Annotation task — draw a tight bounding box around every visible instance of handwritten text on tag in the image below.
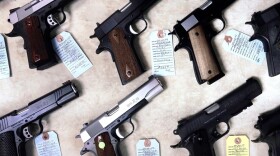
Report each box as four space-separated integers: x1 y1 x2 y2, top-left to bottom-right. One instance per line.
52 31 92 78
0 34 10 79
150 30 175 76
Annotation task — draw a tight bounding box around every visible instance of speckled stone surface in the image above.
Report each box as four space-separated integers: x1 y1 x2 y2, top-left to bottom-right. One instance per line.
0 0 279 156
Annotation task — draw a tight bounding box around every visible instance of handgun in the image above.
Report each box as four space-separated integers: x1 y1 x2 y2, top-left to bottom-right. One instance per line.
253 106 280 156
170 0 237 84
6 0 74 70
246 3 280 77
171 78 262 156
77 76 164 155
0 81 79 156
91 0 159 85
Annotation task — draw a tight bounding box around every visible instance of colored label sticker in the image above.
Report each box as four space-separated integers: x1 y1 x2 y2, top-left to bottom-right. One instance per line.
226 135 250 156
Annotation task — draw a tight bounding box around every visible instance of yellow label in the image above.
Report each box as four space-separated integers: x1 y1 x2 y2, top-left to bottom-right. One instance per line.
226 135 249 156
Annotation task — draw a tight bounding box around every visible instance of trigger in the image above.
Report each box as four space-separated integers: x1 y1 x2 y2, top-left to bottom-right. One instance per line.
47 8 66 28
116 128 125 139
129 26 138 35
214 122 230 137
22 122 42 139
129 17 147 35
115 118 135 139
47 15 58 26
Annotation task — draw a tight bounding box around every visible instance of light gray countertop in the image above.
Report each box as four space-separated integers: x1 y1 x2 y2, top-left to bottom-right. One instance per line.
0 0 279 156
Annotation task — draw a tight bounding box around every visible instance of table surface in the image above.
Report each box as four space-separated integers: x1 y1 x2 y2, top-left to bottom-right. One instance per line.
0 0 279 156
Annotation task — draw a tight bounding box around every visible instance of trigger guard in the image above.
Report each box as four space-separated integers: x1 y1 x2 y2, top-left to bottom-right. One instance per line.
217 17 226 33
115 118 135 141
22 120 43 140
208 17 225 36
59 8 67 23
128 17 148 35
48 8 66 29
123 118 135 139
214 122 230 137
249 34 269 52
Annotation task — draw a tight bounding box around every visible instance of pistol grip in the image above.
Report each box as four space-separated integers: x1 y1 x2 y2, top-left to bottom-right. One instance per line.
188 25 224 84
267 20 280 77
0 131 18 156
250 25 280 77
23 16 57 70
94 132 118 156
187 130 216 156
108 28 145 85
261 131 280 156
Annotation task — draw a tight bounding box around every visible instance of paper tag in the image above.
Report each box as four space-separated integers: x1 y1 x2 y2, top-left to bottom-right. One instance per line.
136 138 160 156
0 34 10 79
35 131 62 156
222 29 265 64
150 30 175 76
226 135 250 156
52 32 92 78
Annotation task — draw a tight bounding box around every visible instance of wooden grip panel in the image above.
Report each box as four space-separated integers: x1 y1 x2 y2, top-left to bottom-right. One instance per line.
188 25 220 81
24 16 51 67
108 28 143 85
94 132 116 156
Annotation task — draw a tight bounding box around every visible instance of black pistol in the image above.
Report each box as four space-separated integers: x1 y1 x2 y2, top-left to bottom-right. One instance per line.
171 78 262 156
253 106 280 156
0 81 79 156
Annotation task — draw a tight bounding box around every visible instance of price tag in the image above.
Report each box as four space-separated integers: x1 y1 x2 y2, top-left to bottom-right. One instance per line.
52 31 92 78
35 131 62 156
222 29 265 64
226 135 250 156
0 34 10 79
150 30 175 76
136 138 160 156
